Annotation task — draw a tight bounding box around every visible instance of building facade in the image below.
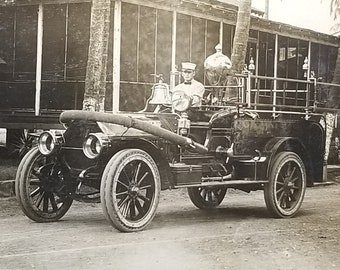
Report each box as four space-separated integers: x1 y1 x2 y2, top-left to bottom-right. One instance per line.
0 0 338 119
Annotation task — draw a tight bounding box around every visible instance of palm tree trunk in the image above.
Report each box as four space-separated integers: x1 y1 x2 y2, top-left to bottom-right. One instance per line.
83 0 111 112
225 0 252 100
231 0 252 74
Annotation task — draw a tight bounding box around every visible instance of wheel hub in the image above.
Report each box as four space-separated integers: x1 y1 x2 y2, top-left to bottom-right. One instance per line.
129 184 140 198
282 176 294 191
287 182 294 188
40 171 67 195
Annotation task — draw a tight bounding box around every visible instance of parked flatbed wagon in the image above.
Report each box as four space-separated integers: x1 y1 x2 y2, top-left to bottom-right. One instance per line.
0 109 62 130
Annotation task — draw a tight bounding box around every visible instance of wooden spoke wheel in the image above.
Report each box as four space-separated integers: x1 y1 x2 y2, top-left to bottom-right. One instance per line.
187 186 227 209
264 152 306 218
101 149 160 232
15 147 73 222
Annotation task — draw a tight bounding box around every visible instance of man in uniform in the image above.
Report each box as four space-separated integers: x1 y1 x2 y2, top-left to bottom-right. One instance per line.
172 62 205 107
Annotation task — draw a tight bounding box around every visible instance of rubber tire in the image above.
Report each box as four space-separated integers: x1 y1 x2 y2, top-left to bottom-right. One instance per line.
15 147 73 222
101 149 161 232
187 186 227 209
264 151 306 218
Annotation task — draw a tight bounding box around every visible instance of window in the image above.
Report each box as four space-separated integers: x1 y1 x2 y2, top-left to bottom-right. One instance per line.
42 4 67 80
246 29 258 73
258 32 275 88
138 6 156 83
0 7 14 81
15 6 38 80
222 23 234 58
156 9 172 83
176 14 220 84
66 3 91 80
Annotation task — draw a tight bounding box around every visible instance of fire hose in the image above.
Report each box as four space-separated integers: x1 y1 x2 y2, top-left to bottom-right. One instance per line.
60 110 208 154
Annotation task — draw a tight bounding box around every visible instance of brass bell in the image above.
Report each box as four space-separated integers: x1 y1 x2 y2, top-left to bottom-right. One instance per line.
149 83 172 105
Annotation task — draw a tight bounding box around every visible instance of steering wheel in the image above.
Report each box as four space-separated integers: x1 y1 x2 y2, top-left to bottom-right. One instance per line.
171 91 203 112
171 91 191 112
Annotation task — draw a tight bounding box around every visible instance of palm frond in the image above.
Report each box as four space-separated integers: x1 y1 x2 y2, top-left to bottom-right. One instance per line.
330 22 340 34
331 0 340 19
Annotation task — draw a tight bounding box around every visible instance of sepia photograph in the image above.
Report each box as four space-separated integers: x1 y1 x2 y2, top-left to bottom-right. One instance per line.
0 0 339 269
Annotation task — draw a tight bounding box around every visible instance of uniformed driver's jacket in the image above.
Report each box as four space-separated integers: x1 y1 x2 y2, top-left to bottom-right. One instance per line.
172 79 205 106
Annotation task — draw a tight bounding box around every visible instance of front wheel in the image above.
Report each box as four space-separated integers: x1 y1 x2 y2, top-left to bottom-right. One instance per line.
15 147 73 222
264 152 306 218
187 186 227 209
101 149 161 232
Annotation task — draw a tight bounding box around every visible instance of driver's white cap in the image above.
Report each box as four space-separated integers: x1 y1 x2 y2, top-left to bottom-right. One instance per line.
181 62 196 71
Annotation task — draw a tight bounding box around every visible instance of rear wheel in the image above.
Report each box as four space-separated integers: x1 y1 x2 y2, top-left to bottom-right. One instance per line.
264 152 306 218
187 186 227 209
101 149 160 232
15 147 73 222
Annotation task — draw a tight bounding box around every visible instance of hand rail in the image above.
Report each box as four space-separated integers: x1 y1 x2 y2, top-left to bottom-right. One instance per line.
234 74 340 117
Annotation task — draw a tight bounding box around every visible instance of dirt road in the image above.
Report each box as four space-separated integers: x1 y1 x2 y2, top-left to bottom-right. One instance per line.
1 184 339 270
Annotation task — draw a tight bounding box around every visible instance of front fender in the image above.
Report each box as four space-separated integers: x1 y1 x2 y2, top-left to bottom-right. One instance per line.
108 138 174 190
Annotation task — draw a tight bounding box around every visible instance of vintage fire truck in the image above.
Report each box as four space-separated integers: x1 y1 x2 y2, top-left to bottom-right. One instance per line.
15 51 331 232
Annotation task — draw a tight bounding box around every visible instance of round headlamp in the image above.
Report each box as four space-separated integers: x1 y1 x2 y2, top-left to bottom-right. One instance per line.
171 90 191 112
83 133 110 159
38 131 64 155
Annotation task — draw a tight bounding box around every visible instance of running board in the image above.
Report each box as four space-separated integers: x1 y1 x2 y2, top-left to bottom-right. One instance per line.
174 180 268 189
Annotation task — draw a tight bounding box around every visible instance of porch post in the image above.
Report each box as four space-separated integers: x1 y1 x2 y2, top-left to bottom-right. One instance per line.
219 21 223 48
112 0 122 113
272 33 278 117
307 40 312 80
170 11 177 91
35 4 43 116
